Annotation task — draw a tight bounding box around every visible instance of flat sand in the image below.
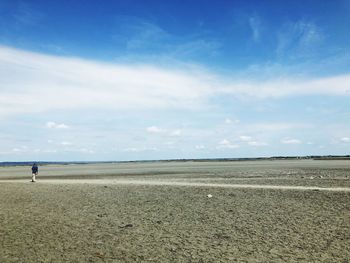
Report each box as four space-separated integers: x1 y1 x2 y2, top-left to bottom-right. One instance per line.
0 160 349 262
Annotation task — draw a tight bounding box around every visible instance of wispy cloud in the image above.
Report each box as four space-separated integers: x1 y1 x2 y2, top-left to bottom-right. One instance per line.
169 129 182 137
12 146 28 153
239 135 252 142
247 123 309 131
146 126 182 137
281 138 302 144
61 141 72 146
46 121 69 129
225 118 239 124
276 20 323 58
112 16 221 59
12 2 44 27
0 46 213 117
248 15 261 42
195 145 205 150
172 39 221 58
63 147 94 154
0 46 349 119
247 141 268 147
340 137 350 143
114 17 170 51
123 147 158 152
217 139 239 149
146 126 165 134
238 135 267 147
221 75 350 98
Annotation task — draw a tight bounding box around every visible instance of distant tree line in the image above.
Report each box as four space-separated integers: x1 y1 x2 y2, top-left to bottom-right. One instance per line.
1 155 349 167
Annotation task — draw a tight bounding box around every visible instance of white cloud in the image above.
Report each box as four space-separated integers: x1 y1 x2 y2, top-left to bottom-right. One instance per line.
0 46 349 118
219 144 239 149
46 121 69 129
238 135 267 146
12 146 28 153
123 147 158 152
281 138 302 144
146 126 165 133
340 137 350 143
219 139 231 146
0 46 213 117
239 135 252 142
217 139 239 149
221 75 350 98
247 141 268 146
61 141 72 146
146 126 182 137
225 118 239 124
195 145 205 150
170 129 182 136
225 118 232 124
60 147 94 154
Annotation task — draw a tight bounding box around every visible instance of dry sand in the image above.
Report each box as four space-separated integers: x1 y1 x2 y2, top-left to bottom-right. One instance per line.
0 160 349 262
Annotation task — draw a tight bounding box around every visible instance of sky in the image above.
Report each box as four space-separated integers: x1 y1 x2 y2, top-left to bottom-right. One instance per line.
0 0 349 161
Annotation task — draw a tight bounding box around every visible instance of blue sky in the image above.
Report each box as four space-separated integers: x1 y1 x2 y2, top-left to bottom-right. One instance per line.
0 0 349 161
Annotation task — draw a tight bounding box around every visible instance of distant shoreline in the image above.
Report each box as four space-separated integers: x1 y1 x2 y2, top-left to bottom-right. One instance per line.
1 155 349 167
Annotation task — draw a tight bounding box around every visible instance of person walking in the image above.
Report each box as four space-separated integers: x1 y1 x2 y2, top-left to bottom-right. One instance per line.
31 163 38 182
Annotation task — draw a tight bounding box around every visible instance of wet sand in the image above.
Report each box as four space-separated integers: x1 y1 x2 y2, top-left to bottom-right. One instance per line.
0 160 349 262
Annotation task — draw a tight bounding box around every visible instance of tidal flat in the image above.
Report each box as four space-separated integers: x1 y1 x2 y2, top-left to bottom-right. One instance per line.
0 160 349 262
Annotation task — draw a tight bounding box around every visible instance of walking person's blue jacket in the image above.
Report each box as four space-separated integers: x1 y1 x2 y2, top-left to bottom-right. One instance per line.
32 163 38 174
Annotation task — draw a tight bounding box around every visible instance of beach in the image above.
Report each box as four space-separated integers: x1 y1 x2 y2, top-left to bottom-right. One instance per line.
0 160 349 262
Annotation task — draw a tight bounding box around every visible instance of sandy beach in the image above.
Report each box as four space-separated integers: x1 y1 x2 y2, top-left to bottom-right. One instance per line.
0 160 349 262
